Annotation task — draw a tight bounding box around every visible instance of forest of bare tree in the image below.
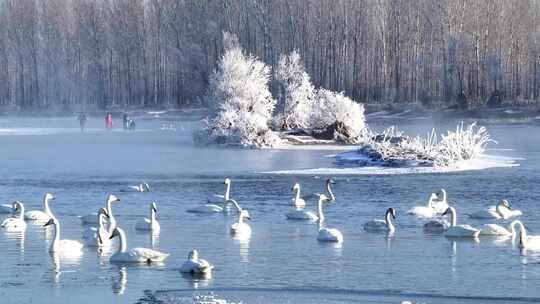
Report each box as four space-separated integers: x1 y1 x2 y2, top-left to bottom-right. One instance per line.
1 0 539 112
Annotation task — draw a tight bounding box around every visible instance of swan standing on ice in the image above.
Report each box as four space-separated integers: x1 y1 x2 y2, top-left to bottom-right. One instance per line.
24 192 55 222
511 220 540 251
431 189 449 214
364 208 397 233
128 182 150 192
316 194 343 243
469 200 522 220
180 250 214 274
186 178 232 213
44 217 84 254
135 202 160 233
407 193 438 218
228 199 252 237
82 208 111 247
286 183 318 221
443 207 480 238
109 227 169 263
79 194 120 225
303 179 336 202
1 201 27 231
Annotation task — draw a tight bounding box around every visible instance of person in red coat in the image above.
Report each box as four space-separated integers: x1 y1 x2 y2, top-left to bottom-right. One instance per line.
105 112 113 129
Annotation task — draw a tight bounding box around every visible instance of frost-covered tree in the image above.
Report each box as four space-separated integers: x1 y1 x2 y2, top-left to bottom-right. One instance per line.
311 89 366 143
196 32 280 148
275 50 315 130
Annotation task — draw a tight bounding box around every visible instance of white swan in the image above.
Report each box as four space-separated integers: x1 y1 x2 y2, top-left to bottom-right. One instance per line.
479 222 514 236
207 177 232 204
228 199 252 237
187 178 232 213
303 179 336 202
469 200 522 220
364 208 397 233
431 189 449 214
423 218 451 233
407 193 437 218
128 182 150 192
443 207 480 238
511 220 540 251
1 201 27 231
286 183 318 221
44 217 84 254
0 203 14 214
179 250 214 274
82 208 111 247
316 194 343 243
24 192 55 221
135 202 160 233
79 194 120 226
109 227 169 263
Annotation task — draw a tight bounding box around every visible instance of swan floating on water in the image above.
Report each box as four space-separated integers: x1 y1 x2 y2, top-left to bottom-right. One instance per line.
44 217 84 254
479 222 514 236
1 201 27 231
135 202 160 233
303 179 336 202
128 182 150 192
179 250 214 274
316 194 343 243
443 207 480 238
286 183 318 221
24 192 55 222
228 199 252 237
407 193 438 218
511 220 540 251
469 200 522 220
187 178 232 213
82 208 111 247
79 194 120 226
431 189 449 214
364 208 397 233
109 227 169 263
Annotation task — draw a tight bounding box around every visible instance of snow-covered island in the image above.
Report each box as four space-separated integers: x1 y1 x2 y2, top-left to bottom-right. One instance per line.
194 32 507 172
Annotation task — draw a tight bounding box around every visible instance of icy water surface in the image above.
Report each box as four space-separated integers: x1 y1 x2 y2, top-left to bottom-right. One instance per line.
0 115 539 303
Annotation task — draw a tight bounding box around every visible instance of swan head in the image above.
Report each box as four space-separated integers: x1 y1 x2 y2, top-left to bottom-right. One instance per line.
316 193 329 203
386 207 396 219
240 209 251 220
442 207 455 216
326 178 336 185
437 189 446 199
499 199 512 210
98 207 109 218
143 182 150 191
107 194 120 204
44 193 56 201
11 200 22 209
224 178 231 185
292 183 300 191
151 202 158 213
188 250 199 261
43 218 56 227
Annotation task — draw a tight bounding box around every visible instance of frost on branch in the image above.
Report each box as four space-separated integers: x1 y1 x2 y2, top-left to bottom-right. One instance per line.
336 122 494 168
274 50 315 130
195 32 280 148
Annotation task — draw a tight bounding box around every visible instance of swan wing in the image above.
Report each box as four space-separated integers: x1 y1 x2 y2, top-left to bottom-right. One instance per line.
318 227 343 243
24 210 51 221
445 225 479 238
406 206 436 218
468 208 501 219
131 247 169 262
480 224 511 236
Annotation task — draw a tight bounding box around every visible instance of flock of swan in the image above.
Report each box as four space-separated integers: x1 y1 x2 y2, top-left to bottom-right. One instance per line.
1 178 538 279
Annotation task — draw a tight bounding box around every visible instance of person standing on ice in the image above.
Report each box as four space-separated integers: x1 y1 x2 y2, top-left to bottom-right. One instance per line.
122 113 129 130
105 112 113 130
77 112 87 132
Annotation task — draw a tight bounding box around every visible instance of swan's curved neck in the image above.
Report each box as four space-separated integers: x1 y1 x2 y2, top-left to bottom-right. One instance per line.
16 203 24 220
116 229 127 253
427 196 434 208
150 207 156 223
224 182 231 201
449 208 457 227
43 196 52 216
106 199 116 234
385 211 394 231
51 221 60 251
317 199 325 229
517 223 528 246
326 182 335 201
293 186 301 207
440 190 447 203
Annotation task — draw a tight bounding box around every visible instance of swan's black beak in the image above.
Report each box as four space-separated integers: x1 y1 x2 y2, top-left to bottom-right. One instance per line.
109 234 115 240
442 208 450 216
43 219 54 227
98 234 103 245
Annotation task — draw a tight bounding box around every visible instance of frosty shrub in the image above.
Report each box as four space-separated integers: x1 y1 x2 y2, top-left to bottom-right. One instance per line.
196 32 280 148
311 89 366 143
275 50 315 130
340 122 493 168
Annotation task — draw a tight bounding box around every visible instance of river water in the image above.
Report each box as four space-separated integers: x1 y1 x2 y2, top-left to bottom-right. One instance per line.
0 114 537 303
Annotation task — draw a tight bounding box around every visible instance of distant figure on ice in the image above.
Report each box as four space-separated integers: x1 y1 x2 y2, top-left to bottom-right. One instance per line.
105 112 113 130
122 113 129 130
77 112 87 132
128 119 136 131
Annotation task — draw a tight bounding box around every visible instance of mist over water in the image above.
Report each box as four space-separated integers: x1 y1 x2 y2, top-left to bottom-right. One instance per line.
0 114 539 303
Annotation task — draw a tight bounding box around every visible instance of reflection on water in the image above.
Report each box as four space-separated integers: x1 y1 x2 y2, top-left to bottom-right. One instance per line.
112 266 127 295
182 272 213 289
150 233 160 249
233 237 250 263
